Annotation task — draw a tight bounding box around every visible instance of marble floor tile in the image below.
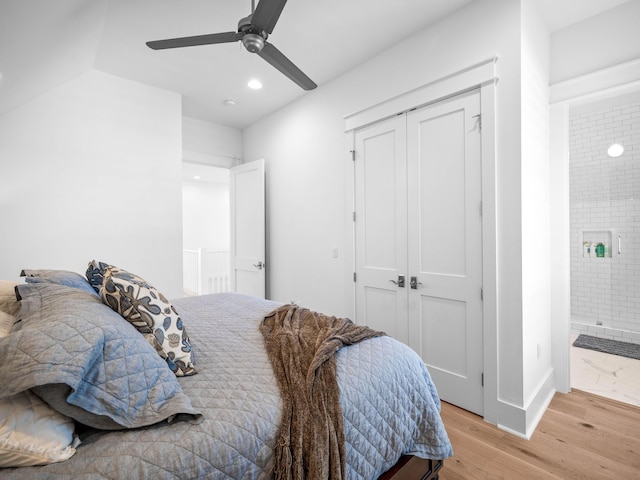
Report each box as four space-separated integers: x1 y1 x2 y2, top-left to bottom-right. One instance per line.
571 335 640 406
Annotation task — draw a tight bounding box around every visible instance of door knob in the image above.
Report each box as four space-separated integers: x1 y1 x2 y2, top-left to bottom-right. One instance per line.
389 274 405 288
410 276 422 289
253 261 265 270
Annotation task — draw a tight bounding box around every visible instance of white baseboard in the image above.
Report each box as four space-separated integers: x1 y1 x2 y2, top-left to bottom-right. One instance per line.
497 368 556 439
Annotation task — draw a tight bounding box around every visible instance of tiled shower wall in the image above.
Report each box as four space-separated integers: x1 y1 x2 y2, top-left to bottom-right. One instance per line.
569 98 640 345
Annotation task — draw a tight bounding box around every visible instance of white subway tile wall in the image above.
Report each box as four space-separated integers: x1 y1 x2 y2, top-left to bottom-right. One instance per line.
569 100 640 345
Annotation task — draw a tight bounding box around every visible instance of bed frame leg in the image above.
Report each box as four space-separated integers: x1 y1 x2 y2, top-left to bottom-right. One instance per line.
378 456 443 480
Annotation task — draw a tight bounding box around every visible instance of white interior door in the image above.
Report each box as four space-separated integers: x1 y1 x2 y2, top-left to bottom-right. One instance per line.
407 90 483 415
354 116 409 342
230 159 265 298
353 89 484 415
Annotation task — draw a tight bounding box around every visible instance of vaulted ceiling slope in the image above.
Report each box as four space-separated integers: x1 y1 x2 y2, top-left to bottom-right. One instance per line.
0 0 631 129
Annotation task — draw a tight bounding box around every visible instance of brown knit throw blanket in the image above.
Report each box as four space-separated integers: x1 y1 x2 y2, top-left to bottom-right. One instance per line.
260 304 386 480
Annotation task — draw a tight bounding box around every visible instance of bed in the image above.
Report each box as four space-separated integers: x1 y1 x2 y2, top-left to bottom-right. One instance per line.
0 265 452 479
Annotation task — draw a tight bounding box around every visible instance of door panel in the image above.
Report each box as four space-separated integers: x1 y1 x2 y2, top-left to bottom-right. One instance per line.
354 116 408 344
230 159 265 298
407 90 483 415
417 108 468 276
363 286 403 339
421 296 467 377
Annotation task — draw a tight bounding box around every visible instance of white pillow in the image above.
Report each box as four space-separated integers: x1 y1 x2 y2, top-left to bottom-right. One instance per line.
0 280 20 316
0 311 14 337
0 312 80 467
0 391 80 467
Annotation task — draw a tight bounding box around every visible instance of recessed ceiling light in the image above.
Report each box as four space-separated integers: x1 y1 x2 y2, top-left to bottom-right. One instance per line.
223 99 236 106
607 143 624 158
194 175 201 180
248 79 262 90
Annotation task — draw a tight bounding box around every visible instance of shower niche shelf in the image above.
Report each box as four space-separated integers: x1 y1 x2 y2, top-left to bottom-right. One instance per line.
582 230 612 258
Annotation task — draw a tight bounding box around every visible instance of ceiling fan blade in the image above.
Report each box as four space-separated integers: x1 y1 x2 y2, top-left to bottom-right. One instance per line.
258 42 317 90
146 31 242 50
251 0 288 34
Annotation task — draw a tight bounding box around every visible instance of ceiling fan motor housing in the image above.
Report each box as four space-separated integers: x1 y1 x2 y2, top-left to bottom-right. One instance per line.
242 33 265 53
238 15 266 53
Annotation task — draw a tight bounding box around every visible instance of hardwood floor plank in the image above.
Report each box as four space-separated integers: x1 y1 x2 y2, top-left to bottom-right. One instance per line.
515 416 638 479
443 424 560 480
537 410 640 468
550 389 640 429
438 390 640 479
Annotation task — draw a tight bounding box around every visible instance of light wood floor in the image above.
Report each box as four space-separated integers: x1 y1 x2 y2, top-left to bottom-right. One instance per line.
438 389 640 479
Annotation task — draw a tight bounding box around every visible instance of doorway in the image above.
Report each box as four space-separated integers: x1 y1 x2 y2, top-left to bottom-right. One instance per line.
182 162 231 296
549 59 640 404
567 92 640 406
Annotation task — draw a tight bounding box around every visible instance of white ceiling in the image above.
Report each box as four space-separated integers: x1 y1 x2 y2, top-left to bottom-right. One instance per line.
536 0 629 32
0 0 631 129
96 0 476 129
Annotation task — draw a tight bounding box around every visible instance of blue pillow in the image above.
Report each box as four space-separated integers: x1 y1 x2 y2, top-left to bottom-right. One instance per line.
2 283 201 430
21 269 98 296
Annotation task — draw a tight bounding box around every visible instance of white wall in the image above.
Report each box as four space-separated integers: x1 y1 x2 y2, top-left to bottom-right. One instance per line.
520 0 554 433
0 70 184 298
0 0 108 117
550 1 640 84
182 170 230 252
243 0 541 434
182 116 242 168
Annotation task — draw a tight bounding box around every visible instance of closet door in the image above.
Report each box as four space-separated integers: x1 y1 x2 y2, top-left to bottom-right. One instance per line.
406 90 484 415
354 115 409 343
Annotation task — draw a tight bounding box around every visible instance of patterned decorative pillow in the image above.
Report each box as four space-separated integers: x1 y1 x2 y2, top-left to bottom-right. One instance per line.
85 260 110 294
100 266 197 377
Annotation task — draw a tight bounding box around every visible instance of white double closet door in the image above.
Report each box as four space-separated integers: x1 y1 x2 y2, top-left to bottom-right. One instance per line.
354 89 484 415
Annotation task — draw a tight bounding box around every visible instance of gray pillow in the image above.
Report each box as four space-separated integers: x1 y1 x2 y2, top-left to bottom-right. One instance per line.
21 269 98 296
32 384 122 430
1 283 201 430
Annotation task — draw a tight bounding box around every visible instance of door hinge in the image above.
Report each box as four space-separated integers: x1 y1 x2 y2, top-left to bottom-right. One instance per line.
350 149 356 161
479 201 483 216
353 211 356 222
481 373 484 387
353 272 357 282
480 287 484 301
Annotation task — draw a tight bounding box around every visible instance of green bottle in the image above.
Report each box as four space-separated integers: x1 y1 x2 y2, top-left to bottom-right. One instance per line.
596 243 605 257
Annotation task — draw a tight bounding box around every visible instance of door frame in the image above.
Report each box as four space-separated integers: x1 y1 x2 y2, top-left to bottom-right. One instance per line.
343 56 499 424
549 58 640 395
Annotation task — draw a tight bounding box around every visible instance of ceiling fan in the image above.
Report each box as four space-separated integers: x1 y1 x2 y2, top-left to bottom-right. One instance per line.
146 0 317 90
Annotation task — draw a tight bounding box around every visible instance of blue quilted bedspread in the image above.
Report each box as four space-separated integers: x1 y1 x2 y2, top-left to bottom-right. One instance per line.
2 292 452 479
